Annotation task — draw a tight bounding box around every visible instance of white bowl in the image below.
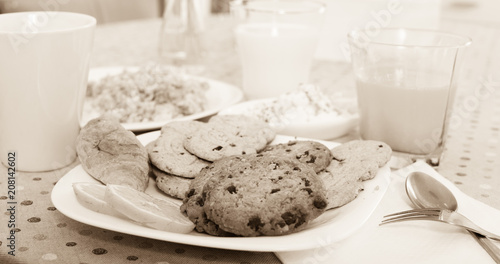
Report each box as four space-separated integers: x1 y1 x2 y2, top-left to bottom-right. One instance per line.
218 98 359 140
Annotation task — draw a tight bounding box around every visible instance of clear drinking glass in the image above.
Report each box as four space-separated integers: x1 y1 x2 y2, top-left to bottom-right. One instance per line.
230 0 326 100
348 28 471 167
159 0 206 66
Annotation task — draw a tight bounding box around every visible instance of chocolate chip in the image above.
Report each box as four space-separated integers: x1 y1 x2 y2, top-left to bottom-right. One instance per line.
295 213 307 228
302 188 313 194
302 178 311 186
306 155 317 164
332 156 345 162
247 217 264 231
212 146 223 151
227 185 237 194
196 197 204 207
270 188 280 194
186 189 196 198
281 212 296 225
313 199 327 209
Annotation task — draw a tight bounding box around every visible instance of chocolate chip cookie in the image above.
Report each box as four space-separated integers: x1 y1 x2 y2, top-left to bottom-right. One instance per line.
202 154 328 237
260 140 333 173
152 166 192 200
148 121 210 178
183 123 268 162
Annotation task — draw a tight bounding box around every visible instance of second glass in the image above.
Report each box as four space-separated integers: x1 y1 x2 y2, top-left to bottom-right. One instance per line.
231 0 325 100
348 28 471 166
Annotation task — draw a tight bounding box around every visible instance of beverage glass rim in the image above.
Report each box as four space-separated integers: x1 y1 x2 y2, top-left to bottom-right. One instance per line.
231 0 326 15
0 11 96 35
347 27 472 49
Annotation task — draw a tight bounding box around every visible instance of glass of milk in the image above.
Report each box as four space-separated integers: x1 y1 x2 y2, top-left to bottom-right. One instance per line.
348 28 471 167
230 0 326 100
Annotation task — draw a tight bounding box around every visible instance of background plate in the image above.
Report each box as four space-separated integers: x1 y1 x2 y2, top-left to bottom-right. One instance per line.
82 66 244 132
218 98 359 140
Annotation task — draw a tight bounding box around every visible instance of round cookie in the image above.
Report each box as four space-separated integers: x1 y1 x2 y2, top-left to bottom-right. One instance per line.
260 140 333 173
160 120 203 135
148 121 211 178
329 140 392 181
209 114 276 143
152 166 192 200
183 124 268 162
202 154 328 237
317 163 365 210
180 159 239 236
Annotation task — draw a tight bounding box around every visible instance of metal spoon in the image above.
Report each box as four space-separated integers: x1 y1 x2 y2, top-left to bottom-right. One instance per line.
406 171 500 263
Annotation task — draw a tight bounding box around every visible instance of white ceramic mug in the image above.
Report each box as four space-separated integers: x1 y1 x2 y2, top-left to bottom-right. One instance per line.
0 12 96 172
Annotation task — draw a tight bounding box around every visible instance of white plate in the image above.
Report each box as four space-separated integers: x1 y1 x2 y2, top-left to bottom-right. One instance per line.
51 132 390 252
82 66 244 132
218 98 359 140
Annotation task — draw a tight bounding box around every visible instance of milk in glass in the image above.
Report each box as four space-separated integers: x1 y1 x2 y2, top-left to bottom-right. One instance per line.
235 23 319 100
356 68 453 155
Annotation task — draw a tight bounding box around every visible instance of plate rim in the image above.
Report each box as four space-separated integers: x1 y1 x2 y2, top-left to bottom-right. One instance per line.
51 132 391 252
82 66 244 132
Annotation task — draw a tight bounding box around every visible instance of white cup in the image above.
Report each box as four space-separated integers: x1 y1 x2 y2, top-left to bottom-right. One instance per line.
231 0 326 100
0 12 96 172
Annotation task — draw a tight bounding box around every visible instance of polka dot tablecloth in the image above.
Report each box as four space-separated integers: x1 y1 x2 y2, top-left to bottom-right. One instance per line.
1 6 500 264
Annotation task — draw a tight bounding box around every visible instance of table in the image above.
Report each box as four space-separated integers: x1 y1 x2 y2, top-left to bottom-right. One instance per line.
1 2 499 263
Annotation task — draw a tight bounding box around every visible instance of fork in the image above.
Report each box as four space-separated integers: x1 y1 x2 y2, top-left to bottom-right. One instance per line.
380 208 500 241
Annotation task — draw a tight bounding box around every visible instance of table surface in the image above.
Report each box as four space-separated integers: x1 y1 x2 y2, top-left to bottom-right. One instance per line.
2 2 500 263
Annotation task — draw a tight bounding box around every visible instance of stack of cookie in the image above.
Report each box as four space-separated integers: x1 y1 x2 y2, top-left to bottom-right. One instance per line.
180 140 335 236
147 115 276 199
147 114 393 237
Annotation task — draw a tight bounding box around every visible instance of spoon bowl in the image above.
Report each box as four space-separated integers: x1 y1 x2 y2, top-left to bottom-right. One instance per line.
405 171 458 211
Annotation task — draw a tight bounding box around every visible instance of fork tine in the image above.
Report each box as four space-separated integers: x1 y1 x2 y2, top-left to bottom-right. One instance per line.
380 208 441 226
384 208 441 217
380 216 437 225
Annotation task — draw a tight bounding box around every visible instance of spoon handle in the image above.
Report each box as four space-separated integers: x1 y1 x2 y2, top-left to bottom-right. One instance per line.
470 230 500 264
